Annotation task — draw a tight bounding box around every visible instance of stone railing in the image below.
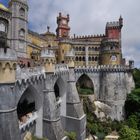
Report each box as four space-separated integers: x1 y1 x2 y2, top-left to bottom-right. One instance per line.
55 64 69 74
16 66 45 80
75 65 132 73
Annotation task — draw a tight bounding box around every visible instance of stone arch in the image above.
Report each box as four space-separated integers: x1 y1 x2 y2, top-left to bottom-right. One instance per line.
76 74 94 95
54 77 67 116
17 85 43 137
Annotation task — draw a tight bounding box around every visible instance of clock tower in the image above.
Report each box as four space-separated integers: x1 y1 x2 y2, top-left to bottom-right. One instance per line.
56 12 70 38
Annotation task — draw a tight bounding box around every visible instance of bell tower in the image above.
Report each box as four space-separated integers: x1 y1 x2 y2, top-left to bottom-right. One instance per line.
56 12 70 38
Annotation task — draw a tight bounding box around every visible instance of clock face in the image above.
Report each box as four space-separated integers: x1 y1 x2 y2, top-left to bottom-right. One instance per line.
62 20 67 25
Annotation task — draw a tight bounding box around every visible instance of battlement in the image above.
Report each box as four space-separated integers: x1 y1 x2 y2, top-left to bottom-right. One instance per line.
75 65 132 73
55 64 69 74
106 21 120 28
71 34 105 40
41 49 55 58
16 66 45 80
0 48 17 61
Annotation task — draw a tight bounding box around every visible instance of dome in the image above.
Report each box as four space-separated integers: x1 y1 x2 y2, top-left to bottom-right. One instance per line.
0 3 9 12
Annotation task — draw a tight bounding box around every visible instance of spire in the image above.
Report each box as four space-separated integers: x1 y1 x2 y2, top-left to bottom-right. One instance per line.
119 15 123 28
47 26 50 32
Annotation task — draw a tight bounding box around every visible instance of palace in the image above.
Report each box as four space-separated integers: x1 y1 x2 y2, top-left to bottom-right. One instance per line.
0 0 129 68
0 1 135 140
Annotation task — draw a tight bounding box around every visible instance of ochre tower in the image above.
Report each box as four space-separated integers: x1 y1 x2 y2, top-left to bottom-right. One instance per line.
56 12 70 38
100 16 123 65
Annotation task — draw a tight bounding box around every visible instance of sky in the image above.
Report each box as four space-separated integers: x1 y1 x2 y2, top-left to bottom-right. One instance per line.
1 0 140 67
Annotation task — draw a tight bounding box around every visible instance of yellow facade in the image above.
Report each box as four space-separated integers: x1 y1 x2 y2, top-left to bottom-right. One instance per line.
58 42 72 63
0 61 17 83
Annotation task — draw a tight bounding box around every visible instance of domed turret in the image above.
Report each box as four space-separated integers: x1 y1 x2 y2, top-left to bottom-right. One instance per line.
40 48 56 73
0 3 9 12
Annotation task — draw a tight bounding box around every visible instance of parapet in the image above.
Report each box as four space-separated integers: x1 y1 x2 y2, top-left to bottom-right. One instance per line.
41 49 55 58
0 48 17 61
74 65 132 73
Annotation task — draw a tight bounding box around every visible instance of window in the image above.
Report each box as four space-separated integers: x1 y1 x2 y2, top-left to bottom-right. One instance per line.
83 56 85 61
89 57 91 61
92 57 94 61
19 8 25 17
76 57 78 61
19 41 25 51
0 23 6 32
95 57 98 61
19 29 25 37
82 47 85 51
111 55 117 61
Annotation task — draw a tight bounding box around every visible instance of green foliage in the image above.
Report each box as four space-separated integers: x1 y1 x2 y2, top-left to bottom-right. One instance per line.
77 87 94 95
125 69 140 124
133 68 140 88
126 115 139 130
125 90 140 117
65 131 76 140
32 136 48 140
118 125 140 140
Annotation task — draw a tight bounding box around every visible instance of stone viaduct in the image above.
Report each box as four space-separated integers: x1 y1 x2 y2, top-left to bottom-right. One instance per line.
0 47 135 140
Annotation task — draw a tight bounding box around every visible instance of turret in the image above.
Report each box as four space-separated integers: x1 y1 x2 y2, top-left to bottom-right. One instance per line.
0 32 17 83
105 16 123 39
101 17 123 65
40 48 56 73
9 0 28 58
119 15 123 28
65 48 75 68
56 12 70 38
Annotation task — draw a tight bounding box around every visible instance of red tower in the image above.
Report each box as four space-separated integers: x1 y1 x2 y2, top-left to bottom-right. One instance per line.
105 16 123 39
56 12 70 38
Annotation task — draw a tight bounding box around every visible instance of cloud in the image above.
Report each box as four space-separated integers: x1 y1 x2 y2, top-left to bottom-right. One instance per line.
2 0 140 67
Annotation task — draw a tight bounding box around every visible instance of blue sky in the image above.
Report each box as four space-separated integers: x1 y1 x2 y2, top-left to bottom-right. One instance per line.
1 0 140 68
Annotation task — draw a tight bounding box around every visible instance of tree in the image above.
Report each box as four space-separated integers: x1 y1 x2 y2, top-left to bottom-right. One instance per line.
118 125 140 140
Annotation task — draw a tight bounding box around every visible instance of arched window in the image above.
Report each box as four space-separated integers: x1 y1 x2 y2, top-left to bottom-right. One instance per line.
79 47 82 51
111 55 117 61
19 29 25 37
75 47 78 51
95 47 98 51
19 8 25 17
89 57 91 61
79 57 82 61
88 47 91 51
82 47 85 51
0 22 6 32
76 57 78 61
92 57 94 61
95 56 98 61
92 47 95 51
83 56 85 61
